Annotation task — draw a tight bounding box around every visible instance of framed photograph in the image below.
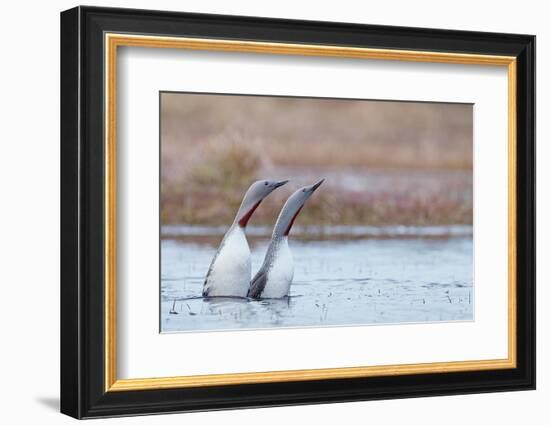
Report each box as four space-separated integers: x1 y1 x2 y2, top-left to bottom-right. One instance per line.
60 6 535 419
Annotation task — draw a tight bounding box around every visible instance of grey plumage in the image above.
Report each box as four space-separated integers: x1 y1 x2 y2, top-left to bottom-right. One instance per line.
248 179 324 299
201 179 288 298
202 230 230 297
247 268 267 298
247 237 281 298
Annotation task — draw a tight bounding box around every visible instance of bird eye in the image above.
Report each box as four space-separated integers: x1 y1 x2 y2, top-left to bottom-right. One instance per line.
264 182 269 186
302 189 306 192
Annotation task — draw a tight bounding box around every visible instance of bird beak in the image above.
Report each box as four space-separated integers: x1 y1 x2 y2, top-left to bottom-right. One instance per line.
272 179 289 188
309 178 325 192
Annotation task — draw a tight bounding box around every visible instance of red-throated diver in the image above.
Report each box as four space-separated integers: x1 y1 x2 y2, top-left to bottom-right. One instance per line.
247 179 324 299
202 179 288 297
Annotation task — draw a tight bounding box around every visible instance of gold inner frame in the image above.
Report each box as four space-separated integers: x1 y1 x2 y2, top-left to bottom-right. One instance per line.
104 33 517 392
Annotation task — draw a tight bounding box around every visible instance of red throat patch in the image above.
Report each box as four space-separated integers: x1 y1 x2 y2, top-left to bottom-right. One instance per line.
238 201 262 228
284 206 303 236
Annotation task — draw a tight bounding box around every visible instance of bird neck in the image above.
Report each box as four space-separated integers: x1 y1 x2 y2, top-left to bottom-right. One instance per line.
235 199 262 228
273 204 303 238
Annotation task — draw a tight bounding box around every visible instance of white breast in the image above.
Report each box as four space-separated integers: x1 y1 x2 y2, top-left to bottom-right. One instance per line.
262 238 294 298
204 226 251 297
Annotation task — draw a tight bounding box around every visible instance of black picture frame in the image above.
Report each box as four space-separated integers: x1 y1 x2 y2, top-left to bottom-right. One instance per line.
61 5 535 419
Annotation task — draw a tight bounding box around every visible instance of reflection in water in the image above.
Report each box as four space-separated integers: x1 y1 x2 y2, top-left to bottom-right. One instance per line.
161 228 474 333
200 297 291 326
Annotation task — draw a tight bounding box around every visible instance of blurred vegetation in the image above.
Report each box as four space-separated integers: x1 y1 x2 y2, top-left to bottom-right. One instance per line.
160 93 473 226
162 135 265 224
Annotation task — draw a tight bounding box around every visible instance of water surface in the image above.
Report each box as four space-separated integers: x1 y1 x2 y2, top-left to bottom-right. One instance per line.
161 226 473 332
